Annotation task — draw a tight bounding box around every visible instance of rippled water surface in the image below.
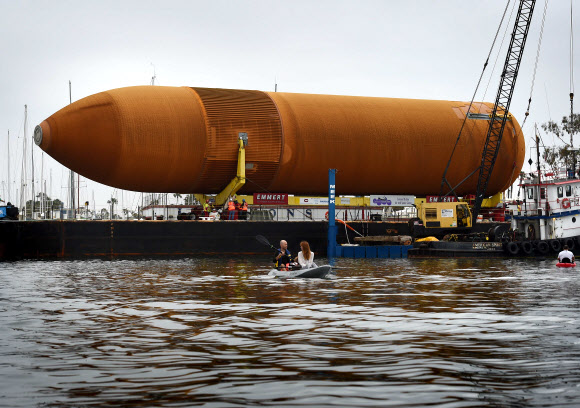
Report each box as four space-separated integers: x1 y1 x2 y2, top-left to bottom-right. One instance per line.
2 257 580 407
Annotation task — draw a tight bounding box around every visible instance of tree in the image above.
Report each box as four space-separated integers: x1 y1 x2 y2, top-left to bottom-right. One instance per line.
21 194 64 219
52 198 63 211
107 197 118 219
100 208 109 219
184 194 195 205
173 193 183 205
184 194 200 206
541 113 580 173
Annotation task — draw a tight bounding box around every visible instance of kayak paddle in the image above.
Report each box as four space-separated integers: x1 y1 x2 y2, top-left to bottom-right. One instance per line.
256 235 276 250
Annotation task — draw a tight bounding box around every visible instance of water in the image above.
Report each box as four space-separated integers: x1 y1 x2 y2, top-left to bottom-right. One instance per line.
1 257 580 407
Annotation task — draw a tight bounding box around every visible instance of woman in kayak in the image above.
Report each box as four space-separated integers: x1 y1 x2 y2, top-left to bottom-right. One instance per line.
298 241 316 268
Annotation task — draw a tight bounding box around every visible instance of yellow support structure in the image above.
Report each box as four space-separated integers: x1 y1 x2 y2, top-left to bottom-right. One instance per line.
215 134 247 206
481 192 502 208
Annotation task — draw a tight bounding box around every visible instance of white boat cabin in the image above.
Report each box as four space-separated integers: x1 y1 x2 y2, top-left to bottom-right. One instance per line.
511 171 580 240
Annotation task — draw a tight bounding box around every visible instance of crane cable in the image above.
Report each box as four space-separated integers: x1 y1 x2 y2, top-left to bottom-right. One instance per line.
462 1 518 157
439 0 512 197
521 0 549 129
570 0 575 148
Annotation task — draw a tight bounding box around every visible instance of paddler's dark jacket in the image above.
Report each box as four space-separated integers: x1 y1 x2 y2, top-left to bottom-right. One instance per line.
273 249 293 268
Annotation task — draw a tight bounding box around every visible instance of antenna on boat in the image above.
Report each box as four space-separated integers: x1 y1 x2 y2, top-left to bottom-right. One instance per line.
535 124 542 185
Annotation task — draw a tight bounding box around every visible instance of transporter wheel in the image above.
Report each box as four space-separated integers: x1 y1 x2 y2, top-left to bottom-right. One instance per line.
536 241 550 255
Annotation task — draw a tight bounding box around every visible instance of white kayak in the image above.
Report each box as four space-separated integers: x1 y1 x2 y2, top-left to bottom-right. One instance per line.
268 264 332 279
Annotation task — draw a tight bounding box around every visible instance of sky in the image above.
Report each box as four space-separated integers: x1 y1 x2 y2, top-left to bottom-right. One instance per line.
0 0 578 213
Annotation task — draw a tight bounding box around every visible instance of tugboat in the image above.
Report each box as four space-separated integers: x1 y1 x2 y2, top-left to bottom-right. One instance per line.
505 165 580 256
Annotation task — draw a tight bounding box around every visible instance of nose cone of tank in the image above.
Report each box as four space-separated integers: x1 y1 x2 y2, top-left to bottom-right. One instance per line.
36 86 207 192
37 90 122 184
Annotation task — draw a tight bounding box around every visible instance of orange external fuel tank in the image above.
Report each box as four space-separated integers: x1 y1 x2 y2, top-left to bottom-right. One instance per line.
35 86 525 196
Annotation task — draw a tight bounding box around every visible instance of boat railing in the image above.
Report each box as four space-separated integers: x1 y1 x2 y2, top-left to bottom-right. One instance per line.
524 167 578 184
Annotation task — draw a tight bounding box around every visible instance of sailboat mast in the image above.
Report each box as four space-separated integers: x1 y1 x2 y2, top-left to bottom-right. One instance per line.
40 152 44 217
69 80 75 219
7 130 10 203
30 105 35 219
20 105 27 219
49 169 53 219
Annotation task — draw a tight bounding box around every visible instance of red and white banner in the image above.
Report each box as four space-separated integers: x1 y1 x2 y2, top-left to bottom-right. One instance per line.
426 195 457 203
253 193 289 205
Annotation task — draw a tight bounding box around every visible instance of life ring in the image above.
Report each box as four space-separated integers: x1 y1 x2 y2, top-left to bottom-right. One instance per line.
562 198 571 209
325 211 329 220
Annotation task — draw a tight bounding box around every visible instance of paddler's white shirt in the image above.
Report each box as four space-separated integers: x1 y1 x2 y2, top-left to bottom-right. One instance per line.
298 251 315 268
558 250 575 262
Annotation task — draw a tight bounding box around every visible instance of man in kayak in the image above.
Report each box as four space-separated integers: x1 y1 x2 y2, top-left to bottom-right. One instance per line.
274 240 294 270
558 245 575 264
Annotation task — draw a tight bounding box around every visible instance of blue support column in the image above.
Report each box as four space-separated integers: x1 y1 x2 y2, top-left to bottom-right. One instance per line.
327 169 337 258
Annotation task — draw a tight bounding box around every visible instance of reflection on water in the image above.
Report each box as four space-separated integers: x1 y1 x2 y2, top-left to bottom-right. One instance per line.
1 257 580 407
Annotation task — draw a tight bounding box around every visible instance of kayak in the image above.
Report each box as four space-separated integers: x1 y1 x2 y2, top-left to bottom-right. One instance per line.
268 264 332 279
556 262 576 268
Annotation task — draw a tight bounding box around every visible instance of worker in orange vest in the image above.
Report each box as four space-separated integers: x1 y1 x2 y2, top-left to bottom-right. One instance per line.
241 199 248 220
228 198 235 220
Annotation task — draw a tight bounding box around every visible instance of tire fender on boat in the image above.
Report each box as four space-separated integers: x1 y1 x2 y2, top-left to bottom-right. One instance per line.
549 239 562 252
506 241 519 255
536 240 549 255
521 241 533 255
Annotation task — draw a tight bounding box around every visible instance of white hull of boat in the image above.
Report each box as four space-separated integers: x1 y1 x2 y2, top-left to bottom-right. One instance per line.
268 265 332 279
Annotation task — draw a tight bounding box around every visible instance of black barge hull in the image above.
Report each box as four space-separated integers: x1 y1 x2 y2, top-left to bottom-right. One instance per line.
1 219 513 260
0 220 414 260
408 241 506 258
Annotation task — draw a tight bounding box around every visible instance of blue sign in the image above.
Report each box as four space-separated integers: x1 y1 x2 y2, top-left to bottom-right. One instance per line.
327 169 337 258
0 206 6 219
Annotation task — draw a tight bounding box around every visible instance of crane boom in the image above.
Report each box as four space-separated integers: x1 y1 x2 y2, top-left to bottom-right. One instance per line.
472 0 536 222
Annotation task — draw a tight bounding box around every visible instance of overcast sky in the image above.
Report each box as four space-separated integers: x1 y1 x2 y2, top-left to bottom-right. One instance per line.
0 0 577 212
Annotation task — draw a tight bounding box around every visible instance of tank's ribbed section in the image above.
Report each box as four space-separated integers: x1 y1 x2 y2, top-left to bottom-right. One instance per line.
191 87 282 192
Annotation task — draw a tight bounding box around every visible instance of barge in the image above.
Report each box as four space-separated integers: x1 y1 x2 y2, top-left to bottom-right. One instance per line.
409 166 580 258
0 219 410 260
0 217 512 260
